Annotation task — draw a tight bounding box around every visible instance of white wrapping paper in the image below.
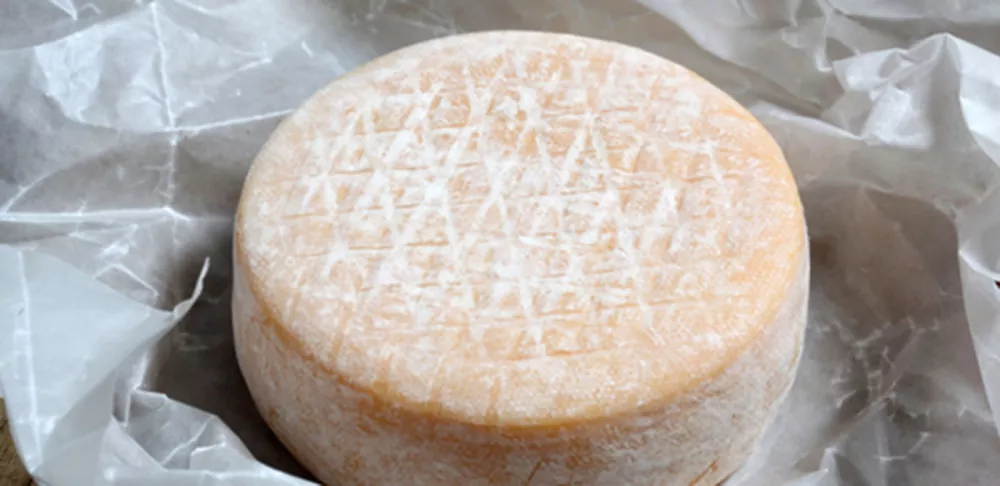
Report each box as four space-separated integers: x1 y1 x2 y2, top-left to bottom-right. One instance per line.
1 1 998 485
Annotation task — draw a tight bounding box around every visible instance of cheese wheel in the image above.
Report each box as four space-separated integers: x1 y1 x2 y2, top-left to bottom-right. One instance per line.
233 31 808 485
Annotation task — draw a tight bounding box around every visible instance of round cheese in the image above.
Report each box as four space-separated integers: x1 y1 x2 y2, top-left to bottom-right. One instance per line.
233 30 808 485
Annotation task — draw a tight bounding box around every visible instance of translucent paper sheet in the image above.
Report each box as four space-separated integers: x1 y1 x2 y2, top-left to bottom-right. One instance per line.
1 1 998 485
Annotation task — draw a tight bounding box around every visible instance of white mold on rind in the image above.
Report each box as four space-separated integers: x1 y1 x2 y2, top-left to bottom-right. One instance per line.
233 31 809 486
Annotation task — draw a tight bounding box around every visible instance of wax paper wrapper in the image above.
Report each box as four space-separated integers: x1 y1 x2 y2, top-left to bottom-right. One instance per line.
1 1 999 485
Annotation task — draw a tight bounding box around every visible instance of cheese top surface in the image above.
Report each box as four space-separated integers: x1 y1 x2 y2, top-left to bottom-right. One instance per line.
236 31 804 428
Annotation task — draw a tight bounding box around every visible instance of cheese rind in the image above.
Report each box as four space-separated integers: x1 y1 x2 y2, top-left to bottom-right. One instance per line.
234 31 808 485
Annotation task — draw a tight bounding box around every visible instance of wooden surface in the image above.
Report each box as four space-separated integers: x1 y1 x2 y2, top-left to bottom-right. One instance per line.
1 400 32 485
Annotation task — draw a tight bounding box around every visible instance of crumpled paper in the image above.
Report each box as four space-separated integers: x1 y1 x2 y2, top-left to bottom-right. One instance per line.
0 0 998 485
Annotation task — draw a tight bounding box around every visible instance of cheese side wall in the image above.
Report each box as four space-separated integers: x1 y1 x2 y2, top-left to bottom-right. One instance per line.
233 250 807 485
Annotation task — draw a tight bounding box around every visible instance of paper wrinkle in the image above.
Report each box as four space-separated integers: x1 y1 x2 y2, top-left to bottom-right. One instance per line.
1 1 999 485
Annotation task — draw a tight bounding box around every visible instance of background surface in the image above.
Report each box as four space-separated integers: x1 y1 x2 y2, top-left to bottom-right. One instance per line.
2 400 32 485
